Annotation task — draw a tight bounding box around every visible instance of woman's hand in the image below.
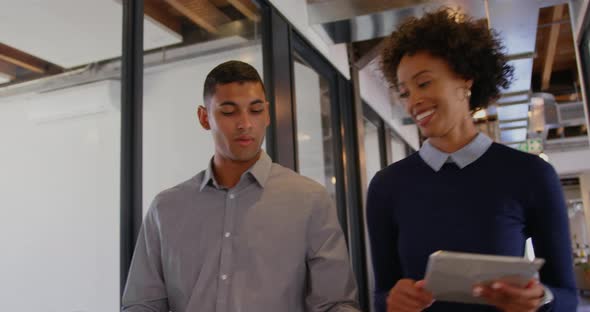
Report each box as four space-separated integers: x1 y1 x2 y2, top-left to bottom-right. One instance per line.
473 279 545 312
387 279 435 312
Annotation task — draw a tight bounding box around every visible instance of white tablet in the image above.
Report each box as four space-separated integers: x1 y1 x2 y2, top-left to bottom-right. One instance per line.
424 251 545 305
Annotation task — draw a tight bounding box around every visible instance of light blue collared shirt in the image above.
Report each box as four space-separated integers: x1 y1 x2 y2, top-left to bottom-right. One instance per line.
418 133 493 172
417 132 555 304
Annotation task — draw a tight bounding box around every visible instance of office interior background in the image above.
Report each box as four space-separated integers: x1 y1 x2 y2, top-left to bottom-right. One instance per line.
1 0 590 311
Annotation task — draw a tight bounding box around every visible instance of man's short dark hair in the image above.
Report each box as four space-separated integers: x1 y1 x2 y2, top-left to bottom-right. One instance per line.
203 60 265 106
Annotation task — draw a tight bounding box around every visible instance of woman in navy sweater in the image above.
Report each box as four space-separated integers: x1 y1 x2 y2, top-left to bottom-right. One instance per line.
367 8 577 312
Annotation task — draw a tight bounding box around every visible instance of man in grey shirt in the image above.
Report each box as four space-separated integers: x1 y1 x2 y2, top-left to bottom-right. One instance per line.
122 60 360 312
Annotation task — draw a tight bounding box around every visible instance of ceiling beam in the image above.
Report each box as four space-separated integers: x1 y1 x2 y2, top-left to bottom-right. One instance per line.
144 0 183 35
541 4 565 90
0 43 62 74
507 52 535 61
354 38 387 70
227 0 260 22
554 93 579 102
0 43 59 74
308 0 430 25
0 60 17 80
165 0 230 34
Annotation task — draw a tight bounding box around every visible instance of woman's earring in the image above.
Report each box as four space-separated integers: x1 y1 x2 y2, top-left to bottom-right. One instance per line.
466 89 472 98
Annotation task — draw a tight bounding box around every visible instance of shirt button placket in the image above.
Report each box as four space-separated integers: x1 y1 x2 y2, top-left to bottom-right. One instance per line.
216 191 236 312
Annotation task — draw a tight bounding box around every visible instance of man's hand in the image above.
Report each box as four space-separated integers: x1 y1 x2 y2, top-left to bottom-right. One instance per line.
473 279 545 312
387 279 435 312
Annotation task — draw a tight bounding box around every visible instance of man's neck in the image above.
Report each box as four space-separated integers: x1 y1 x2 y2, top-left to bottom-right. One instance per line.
212 151 261 189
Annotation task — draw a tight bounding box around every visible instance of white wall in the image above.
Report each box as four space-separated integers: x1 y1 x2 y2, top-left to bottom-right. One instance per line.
363 120 382 183
564 184 589 247
0 82 120 312
546 148 590 175
0 43 263 312
546 148 590 245
570 0 589 42
568 0 590 154
390 134 407 164
267 0 350 79
361 118 381 311
293 61 329 187
579 171 590 244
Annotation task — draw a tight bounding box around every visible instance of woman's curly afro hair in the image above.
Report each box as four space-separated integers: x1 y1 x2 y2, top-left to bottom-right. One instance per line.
381 8 514 110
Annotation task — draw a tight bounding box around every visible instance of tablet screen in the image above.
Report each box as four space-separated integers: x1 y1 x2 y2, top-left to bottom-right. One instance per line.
424 251 545 305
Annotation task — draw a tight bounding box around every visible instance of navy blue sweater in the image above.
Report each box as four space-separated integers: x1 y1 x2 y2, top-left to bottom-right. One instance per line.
366 143 577 311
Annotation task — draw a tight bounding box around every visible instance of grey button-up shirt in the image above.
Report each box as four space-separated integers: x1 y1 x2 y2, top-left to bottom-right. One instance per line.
122 151 360 312
418 132 493 172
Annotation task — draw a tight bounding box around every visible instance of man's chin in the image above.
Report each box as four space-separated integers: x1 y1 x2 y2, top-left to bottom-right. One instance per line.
230 149 261 162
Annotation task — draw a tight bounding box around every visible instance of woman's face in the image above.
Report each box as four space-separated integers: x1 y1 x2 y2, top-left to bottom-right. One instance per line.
396 51 473 139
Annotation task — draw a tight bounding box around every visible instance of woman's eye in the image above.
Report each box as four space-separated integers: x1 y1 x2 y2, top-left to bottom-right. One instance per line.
399 92 409 98
418 81 431 88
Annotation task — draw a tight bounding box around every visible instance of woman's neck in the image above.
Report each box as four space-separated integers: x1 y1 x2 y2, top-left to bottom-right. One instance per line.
429 120 479 153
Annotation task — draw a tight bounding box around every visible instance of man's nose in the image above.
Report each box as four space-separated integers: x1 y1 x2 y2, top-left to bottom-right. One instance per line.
237 111 253 129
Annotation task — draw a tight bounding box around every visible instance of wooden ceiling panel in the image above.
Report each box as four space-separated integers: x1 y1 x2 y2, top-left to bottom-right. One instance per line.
227 0 260 22
554 93 580 102
144 0 183 35
533 11 575 75
538 5 570 24
541 4 566 90
165 0 231 33
531 3 581 94
210 0 230 6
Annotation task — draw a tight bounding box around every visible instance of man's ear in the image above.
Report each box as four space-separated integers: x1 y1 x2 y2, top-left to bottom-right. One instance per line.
265 101 270 127
198 105 211 130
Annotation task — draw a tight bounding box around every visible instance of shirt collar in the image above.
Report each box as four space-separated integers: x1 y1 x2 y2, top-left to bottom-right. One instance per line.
200 160 219 191
248 151 272 187
419 133 493 172
199 150 272 191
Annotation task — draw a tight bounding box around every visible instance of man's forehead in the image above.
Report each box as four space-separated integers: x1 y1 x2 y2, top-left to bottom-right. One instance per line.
214 81 263 91
205 81 265 107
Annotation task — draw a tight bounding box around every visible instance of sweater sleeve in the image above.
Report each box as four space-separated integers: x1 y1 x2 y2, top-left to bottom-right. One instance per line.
526 160 578 311
366 171 403 312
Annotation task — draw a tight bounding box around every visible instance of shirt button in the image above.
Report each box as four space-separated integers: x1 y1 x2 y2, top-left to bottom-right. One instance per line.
221 274 228 280
229 194 235 199
224 232 231 238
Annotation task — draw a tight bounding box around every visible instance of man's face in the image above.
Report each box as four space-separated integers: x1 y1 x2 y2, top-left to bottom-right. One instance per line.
199 81 269 163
